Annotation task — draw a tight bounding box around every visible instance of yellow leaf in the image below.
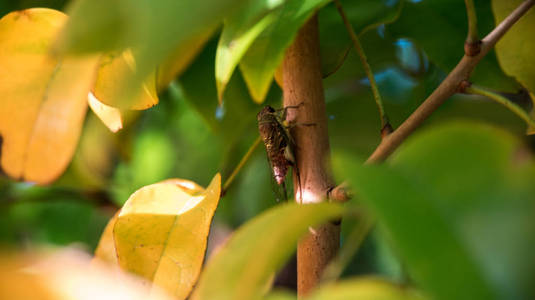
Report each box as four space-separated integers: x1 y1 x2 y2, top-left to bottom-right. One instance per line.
0 8 99 184
88 92 123 133
93 50 158 110
94 212 120 266
114 174 221 299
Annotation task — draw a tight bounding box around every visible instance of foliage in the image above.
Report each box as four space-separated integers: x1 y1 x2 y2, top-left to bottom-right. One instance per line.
1 0 535 299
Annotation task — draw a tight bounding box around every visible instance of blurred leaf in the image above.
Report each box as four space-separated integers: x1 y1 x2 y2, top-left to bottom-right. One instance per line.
492 0 535 94
92 50 158 109
88 92 123 133
0 8 98 184
340 121 535 300
264 291 296 300
55 0 247 108
0 188 110 249
156 31 212 91
111 127 176 205
60 112 120 190
529 92 535 135
216 0 284 101
388 0 519 92
0 250 174 300
319 0 404 77
239 0 331 103
191 202 343 300
114 174 221 299
307 277 425 300
94 212 119 266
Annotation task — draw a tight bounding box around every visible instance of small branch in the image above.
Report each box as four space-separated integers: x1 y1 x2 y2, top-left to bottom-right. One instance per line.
334 0 389 132
464 0 480 56
366 0 535 164
464 83 535 128
221 136 261 195
327 182 352 203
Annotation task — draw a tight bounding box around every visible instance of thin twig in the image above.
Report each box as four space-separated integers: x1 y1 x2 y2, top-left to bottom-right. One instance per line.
334 0 389 133
465 84 535 129
464 0 480 55
222 136 261 195
366 0 535 164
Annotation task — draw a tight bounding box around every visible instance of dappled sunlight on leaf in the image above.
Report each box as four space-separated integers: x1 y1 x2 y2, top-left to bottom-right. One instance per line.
0 8 99 185
88 92 123 133
113 174 221 299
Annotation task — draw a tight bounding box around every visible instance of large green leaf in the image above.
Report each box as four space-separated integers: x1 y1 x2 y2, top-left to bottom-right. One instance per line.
215 0 284 102
191 202 343 300
388 0 520 92
239 0 331 103
55 0 248 107
339 122 535 300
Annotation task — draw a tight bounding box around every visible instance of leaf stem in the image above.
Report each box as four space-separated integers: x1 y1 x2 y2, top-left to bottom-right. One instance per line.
465 84 535 128
464 0 480 55
366 0 535 164
222 136 261 195
334 0 389 133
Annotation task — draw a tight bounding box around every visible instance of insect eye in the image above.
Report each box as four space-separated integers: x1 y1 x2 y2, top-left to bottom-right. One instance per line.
266 106 275 113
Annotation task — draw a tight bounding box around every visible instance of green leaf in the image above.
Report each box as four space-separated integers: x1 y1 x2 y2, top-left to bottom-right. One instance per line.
55 0 248 107
319 0 404 77
339 121 535 300
191 202 343 300
388 0 520 92
307 277 425 300
492 0 535 94
179 38 274 143
239 0 331 103
216 0 284 102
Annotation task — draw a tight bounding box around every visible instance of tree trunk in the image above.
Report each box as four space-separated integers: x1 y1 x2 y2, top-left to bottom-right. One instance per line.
282 14 340 296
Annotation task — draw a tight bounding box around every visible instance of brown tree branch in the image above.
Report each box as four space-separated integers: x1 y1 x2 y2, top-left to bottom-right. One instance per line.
282 15 339 296
366 0 535 164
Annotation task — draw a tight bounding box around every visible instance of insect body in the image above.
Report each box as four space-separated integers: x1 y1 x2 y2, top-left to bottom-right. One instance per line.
257 105 298 201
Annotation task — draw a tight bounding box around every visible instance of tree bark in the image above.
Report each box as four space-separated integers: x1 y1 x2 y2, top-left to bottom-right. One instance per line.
282 14 340 296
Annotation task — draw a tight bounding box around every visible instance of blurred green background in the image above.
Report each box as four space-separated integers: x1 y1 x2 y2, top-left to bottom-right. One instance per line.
1 0 534 291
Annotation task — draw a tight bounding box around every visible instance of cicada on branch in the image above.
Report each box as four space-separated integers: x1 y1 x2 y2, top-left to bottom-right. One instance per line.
257 105 302 201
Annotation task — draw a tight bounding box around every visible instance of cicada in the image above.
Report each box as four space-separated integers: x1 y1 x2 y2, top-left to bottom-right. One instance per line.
257 105 301 201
